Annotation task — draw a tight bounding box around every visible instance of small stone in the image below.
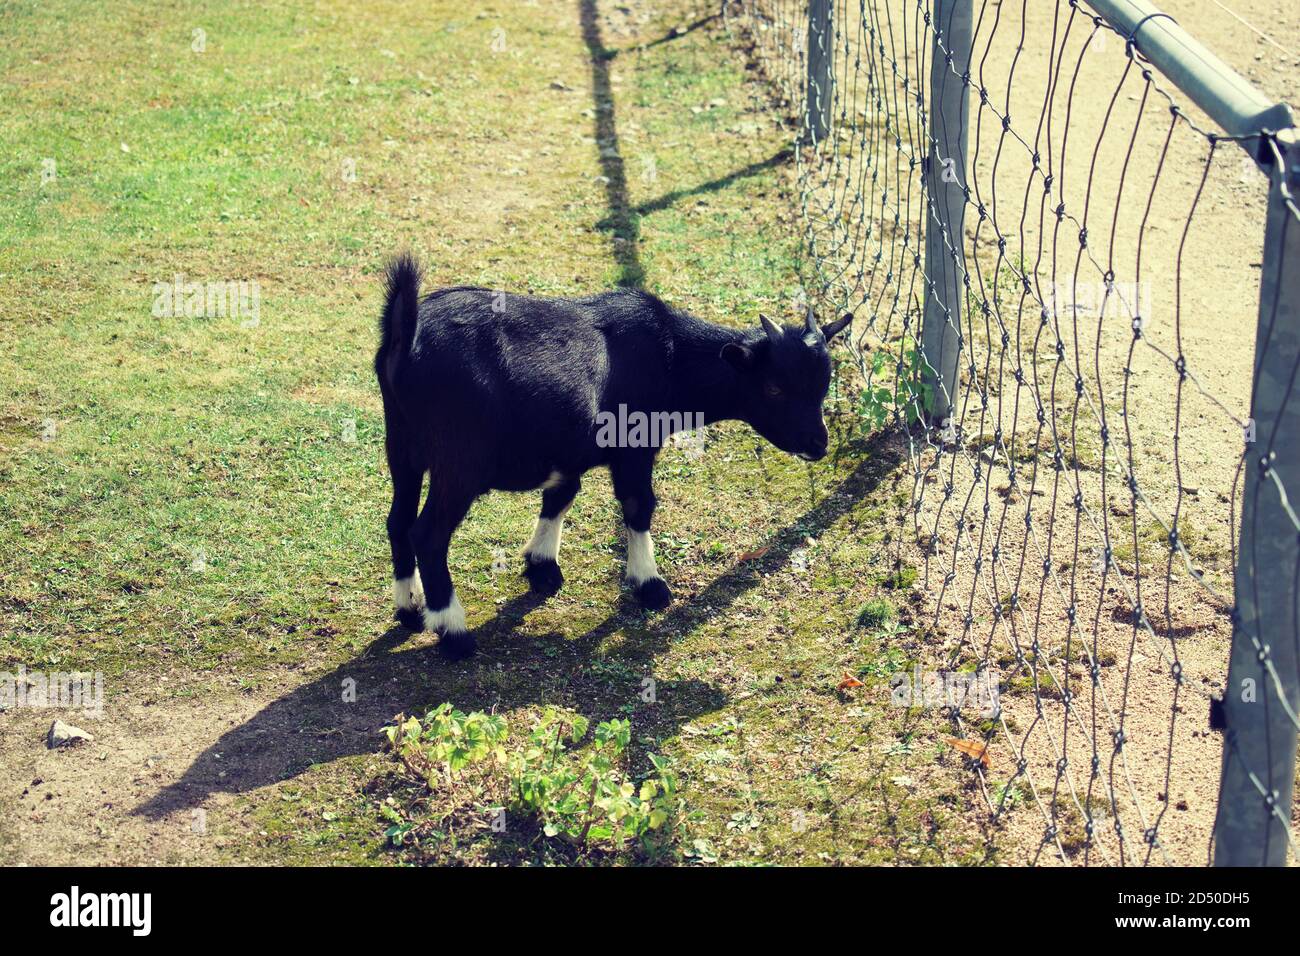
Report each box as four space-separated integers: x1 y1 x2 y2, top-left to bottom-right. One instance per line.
48 719 93 749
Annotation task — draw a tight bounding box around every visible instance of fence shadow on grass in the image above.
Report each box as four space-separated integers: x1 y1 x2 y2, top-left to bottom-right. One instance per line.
580 0 643 287
606 11 719 59
596 148 792 233
581 0 792 287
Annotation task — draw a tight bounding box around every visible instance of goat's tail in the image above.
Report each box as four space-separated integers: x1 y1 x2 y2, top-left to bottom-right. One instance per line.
376 253 423 388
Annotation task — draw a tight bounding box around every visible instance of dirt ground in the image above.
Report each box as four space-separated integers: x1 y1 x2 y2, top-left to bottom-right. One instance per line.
2 683 275 864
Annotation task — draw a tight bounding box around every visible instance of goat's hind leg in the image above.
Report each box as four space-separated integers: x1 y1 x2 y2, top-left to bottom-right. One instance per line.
413 489 477 659
387 460 426 631
522 475 580 596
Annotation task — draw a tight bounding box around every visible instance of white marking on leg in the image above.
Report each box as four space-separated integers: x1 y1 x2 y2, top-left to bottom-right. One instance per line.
540 470 566 490
625 528 661 584
524 499 573 562
421 591 466 634
394 575 424 610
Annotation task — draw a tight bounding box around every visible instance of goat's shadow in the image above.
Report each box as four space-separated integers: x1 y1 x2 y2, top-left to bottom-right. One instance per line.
132 434 899 821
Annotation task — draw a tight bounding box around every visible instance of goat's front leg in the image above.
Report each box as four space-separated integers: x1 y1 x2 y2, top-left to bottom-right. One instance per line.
522 474 580 595
611 455 672 611
412 490 477 658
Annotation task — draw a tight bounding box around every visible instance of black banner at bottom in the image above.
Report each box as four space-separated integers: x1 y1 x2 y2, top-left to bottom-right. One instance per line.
0 864 1285 941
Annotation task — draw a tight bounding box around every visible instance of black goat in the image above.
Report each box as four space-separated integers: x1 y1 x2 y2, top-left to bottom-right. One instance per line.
375 255 852 658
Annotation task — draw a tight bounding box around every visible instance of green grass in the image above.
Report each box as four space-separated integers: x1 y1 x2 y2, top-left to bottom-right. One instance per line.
0 0 993 865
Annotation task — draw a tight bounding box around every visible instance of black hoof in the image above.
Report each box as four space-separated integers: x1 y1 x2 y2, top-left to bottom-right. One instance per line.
438 630 477 660
522 556 564 596
634 577 673 611
394 606 425 632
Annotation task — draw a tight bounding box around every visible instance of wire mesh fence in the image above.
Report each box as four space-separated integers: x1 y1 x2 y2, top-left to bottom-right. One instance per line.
727 0 1300 864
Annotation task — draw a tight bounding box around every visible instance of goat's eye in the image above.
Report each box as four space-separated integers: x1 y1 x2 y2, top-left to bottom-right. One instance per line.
764 382 783 399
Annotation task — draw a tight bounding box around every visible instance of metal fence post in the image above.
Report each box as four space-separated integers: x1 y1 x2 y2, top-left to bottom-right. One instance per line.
1214 128 1300 866
921 0 972 425
804 0 833 144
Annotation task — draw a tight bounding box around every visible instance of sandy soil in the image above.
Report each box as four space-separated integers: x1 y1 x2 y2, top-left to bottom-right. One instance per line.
0 638 460 864
0 679 268 864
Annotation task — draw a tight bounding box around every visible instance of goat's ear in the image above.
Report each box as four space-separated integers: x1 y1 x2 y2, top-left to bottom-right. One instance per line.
720 342 754 371
821 313 853 342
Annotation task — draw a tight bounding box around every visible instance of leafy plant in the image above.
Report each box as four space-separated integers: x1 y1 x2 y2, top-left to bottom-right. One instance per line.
381 705 684 858
857 350 896 432
685 838 719 864
992 782 1024 811
510 711 679 848
384 703 509 788
856 337 933 431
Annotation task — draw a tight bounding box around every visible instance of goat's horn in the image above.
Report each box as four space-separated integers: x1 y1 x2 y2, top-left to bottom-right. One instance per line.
759 314 783 341
805 304 819 335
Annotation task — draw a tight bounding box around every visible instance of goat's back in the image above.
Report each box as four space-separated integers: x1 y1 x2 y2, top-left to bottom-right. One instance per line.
384 286 673 490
